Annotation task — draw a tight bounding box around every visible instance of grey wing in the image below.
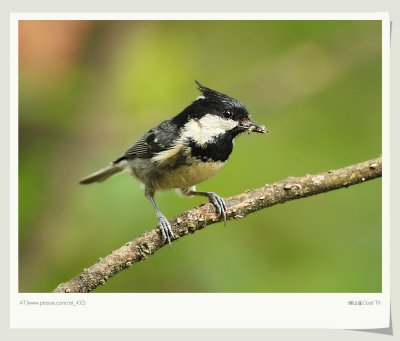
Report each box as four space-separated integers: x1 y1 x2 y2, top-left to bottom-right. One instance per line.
115 121 179 162
123 130 160 159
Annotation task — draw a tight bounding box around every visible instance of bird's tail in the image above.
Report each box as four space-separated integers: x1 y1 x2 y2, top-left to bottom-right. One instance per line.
79 163 123 184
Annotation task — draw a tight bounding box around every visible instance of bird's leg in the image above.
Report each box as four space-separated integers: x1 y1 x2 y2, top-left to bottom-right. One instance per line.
181 187 227 224
146 189 174 245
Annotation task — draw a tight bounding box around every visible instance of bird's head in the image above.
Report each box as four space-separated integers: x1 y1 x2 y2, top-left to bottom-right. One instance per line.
192 81 267 136
171 81 267 146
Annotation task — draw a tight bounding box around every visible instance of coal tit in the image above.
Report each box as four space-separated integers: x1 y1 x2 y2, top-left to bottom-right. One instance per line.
80 81 267 244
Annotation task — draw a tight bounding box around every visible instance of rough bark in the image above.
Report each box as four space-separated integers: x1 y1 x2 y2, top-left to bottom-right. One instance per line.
53 156 382 293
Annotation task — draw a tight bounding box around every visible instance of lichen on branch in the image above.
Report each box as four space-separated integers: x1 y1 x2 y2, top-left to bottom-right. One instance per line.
53 156 382 293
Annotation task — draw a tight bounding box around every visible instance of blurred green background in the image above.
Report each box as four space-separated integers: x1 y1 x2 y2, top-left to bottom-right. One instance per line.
18 20 382 293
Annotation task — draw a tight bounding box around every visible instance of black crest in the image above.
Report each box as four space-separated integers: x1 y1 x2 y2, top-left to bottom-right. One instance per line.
195 80 243 108
171 81 248 127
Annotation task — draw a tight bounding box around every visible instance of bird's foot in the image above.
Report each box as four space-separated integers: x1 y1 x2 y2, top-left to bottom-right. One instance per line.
207 192 227 224
157 214 175 245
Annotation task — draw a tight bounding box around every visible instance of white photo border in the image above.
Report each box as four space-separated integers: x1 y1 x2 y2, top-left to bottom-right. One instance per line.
10 12 390 329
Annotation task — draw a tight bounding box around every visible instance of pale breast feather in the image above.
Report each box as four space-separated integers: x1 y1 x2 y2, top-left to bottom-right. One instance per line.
151 142 185 165
152 159 226 190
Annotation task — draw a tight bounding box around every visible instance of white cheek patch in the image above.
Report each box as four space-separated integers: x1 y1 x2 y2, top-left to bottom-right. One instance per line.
153 114 237 164
200 114 238 131
183 114 238 145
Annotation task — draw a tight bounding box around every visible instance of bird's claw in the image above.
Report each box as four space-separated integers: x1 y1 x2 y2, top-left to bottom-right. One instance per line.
208 192 227 224
157 215 175 245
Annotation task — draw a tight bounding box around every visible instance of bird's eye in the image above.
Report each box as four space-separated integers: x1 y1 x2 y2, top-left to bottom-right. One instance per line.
223 110 233 119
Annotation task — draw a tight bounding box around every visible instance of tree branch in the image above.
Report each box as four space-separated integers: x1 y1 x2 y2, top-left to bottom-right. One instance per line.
53 156 382 293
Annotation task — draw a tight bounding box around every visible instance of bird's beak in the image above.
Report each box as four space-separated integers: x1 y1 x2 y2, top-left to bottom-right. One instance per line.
240 117 268 134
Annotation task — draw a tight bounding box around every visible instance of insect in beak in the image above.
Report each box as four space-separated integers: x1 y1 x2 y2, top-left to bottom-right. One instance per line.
241 118 268 134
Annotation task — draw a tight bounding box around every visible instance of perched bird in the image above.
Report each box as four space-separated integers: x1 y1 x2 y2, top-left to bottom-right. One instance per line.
80 81 267 244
